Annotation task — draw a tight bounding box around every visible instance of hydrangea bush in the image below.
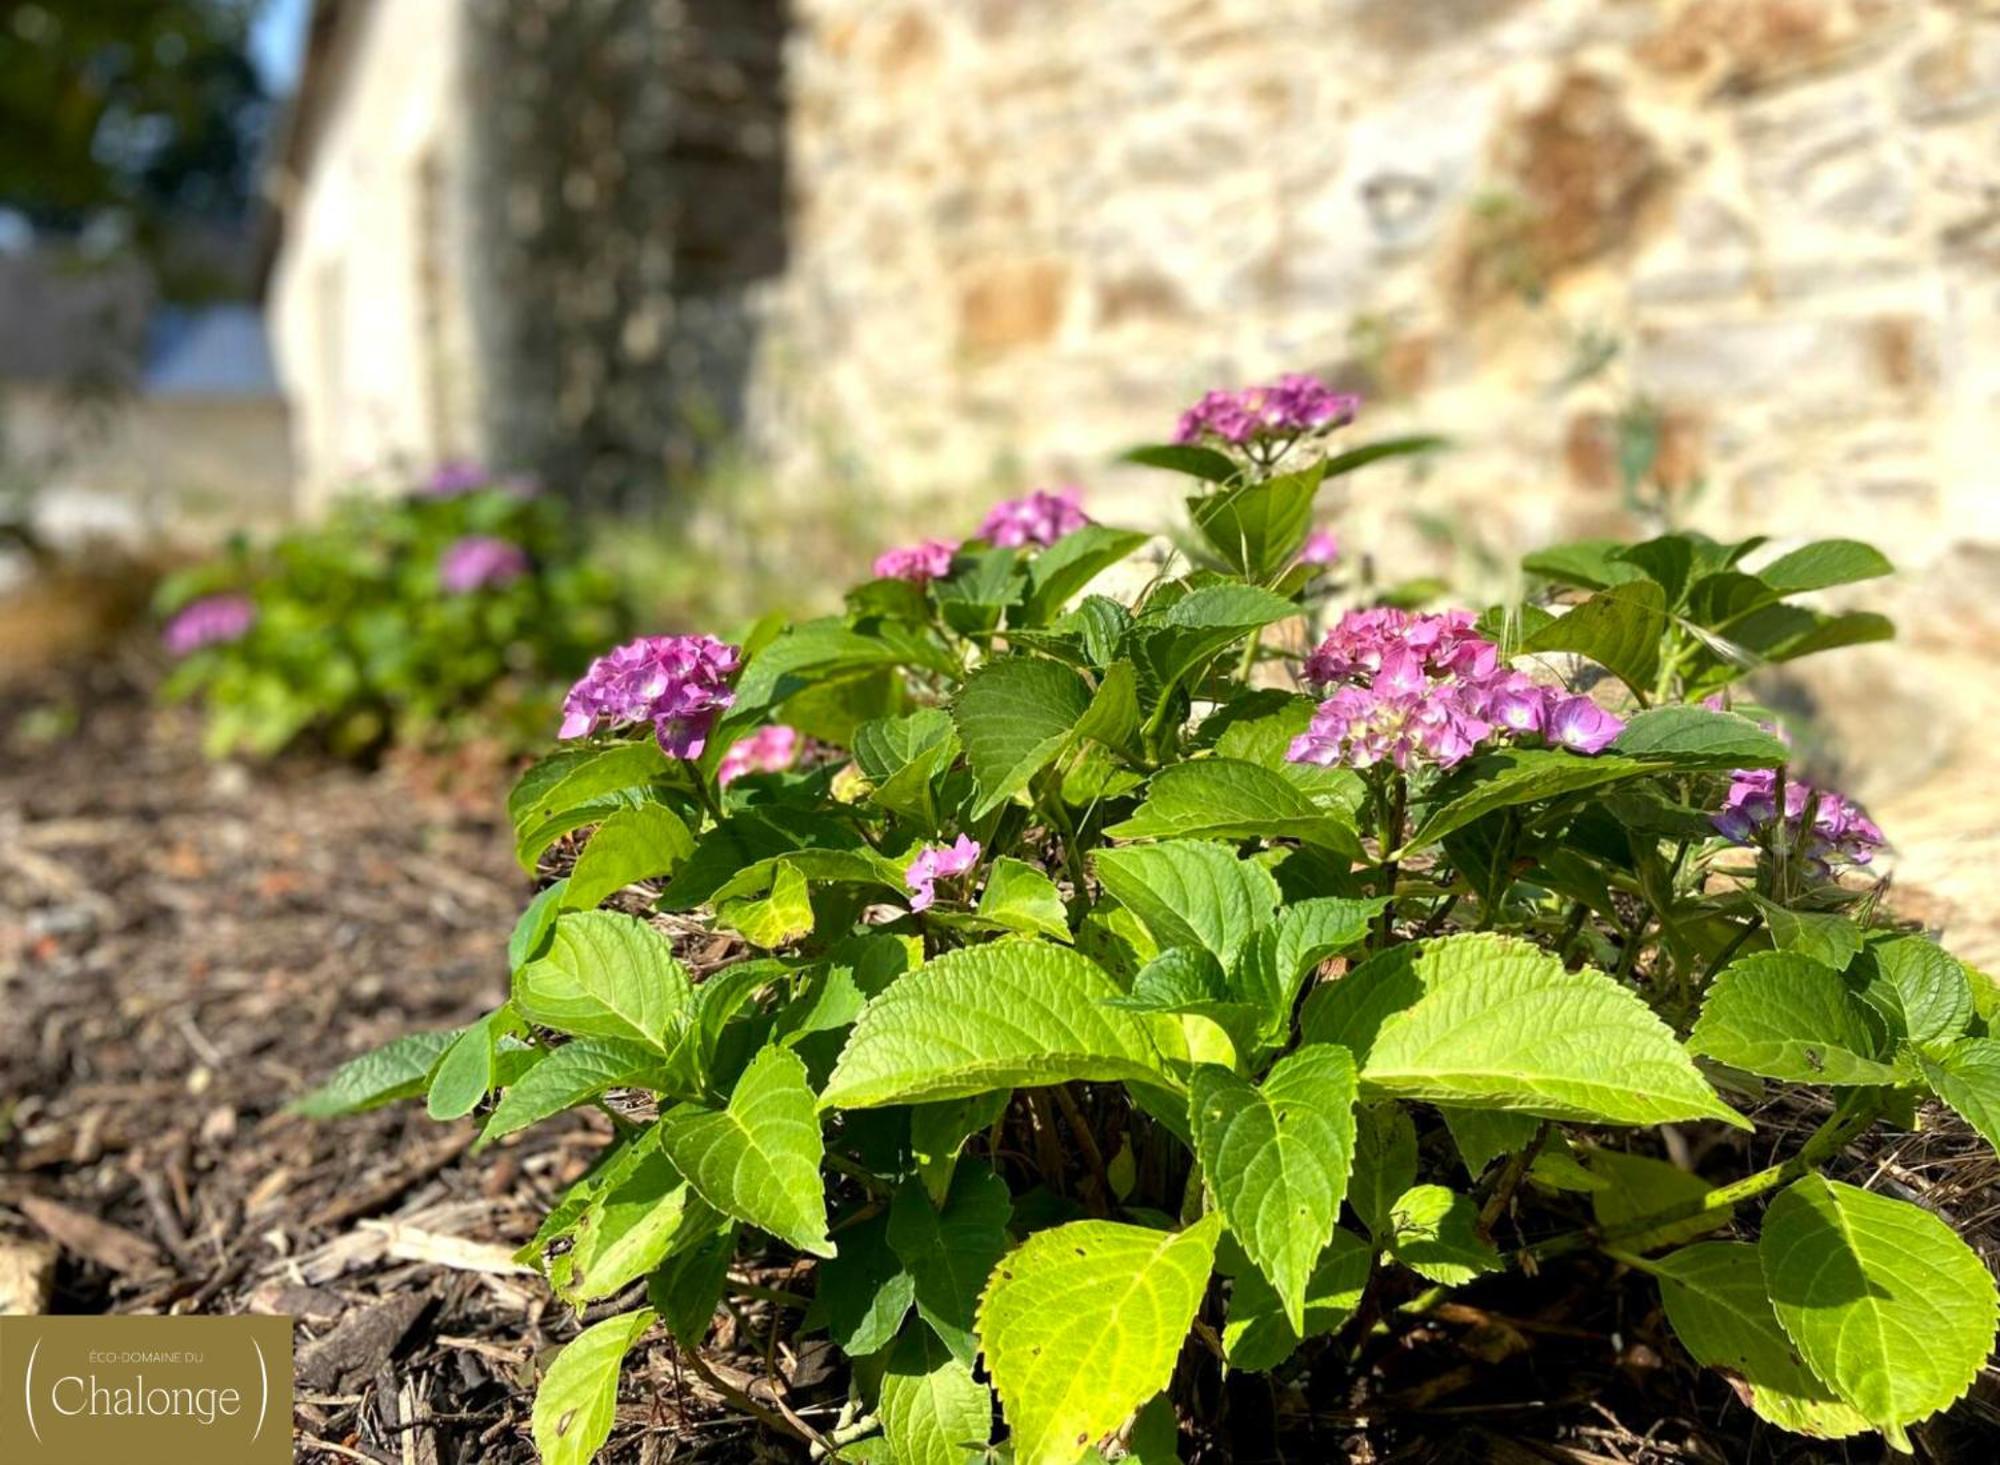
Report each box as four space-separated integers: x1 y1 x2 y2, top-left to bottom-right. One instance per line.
303 380 1997 1463
156 466 626 758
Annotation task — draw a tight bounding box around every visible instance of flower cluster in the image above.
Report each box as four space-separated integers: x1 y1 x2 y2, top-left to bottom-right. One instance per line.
1299 528 1341 568
162 594 256 657
557 634 741 757
1289 608 1625 771
873 538 960 585
1175 373 1360 451
718 724 800 786
905 835 980 912
1712 769 1883 872
979 486 1087 549
439 535 530 593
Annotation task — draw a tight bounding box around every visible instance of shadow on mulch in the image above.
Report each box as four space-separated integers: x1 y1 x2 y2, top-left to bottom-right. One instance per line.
2 652 1997 1464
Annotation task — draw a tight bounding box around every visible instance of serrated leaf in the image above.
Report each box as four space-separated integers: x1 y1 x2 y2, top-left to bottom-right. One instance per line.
1585 1147 1732 1252
510 740 669 838
1522 539 1650 592
977 1214 1222 1465
889 1166 1014 1365
659 1045 833 1257
1348 1101 1418 1243
1687 952 1899 1085
1760 1175 1998 1443
647 1221 735 1345
1093 840 1279 970
716 859 814 949
976 856 1072 942
1651 1242 1871 1439
822 941 1164 1109
880 1322 994 1464
1755 539 1893 594
1300 933 1747 1128
1915 1037 2000 1158
292 1029 459 1116
1024 526 1150 625
1191 1045 1358 1332
1850 935 1972 1046
1439 1107 1540 1177
484 1038 661 1139
815 1209 913 1356
1137 584 1299 710
1105 758 1359 856
562 803 695 910
910 1091 1011 1206
1387 1185 1499 1284
1402 747 1663 851
509 882 567 969
1236 897 1387 1046
952 656 1093 817
656 959 789 1101
1222 1228 1372 1371
555 1125 713 1305
515 911 692 1051
731 617 953 720
1749 897 1864 972
427 1006 522 1121
1523 581 1667 694
1609 706 1791 768
531 1307 655 1465
1186 461 1322 579
1107 946 1263 1063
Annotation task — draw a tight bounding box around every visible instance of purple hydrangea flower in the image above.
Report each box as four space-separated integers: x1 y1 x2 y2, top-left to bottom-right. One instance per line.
1175 374 1360 450
420 459 490 497
1712 769 1883 873
558 634 742 758
905 835 981 912
1299 528 1341 568
717 724 800 786
162 594 255 657
873 538 960 585
1544 694 1626 754
439 535 531 593
979 486 1088 549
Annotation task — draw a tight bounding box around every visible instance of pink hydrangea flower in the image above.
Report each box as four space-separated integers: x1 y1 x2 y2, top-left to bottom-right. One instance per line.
1175 374 1360 450
558 634 742 758
979 486 1088 549
1299 528 1341 567
439 535 531 593
420 459 490 497
873 538 960 585
1713 769 1883 872
717 724 800 785
905 835 981 912
162 594 255 657
1303 608 1494 688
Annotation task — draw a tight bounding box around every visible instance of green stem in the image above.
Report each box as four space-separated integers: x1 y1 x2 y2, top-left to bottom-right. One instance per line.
1374 773 1408 948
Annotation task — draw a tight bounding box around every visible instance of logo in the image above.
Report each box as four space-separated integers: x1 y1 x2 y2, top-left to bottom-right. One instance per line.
0 1315 292 1463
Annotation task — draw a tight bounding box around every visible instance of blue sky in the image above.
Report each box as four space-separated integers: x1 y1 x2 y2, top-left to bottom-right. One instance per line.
251 0 312 93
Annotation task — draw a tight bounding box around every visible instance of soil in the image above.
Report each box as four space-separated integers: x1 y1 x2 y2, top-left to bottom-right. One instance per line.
4 651 1997 1464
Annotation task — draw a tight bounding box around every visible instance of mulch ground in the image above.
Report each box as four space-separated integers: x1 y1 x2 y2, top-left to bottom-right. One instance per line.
3 651 1997 1464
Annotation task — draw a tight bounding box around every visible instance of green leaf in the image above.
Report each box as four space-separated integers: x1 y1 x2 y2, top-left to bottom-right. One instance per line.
1186 461 1322 579
1522 539 1650 592
910 1092 1010 1206
1108 946 1263 1063
1348 1102 1418 1243
1755 540 1893 594
1300 933 1747 1128
1121 442 1240 484
1650 1242 1871 1439
1439 1107 1540 1176
1585 1148 1731 1252
510 740 669 838
1688 952 1900 1085
553 1126 713 1305
880 1321 995 1465
515 911 692 1051
655 959 789 1101
1850 935 1973 1046
532 1307 655 1465
292 1029 458 1116
889 1166 1014 1366
1093 839 1279 969
484 1038 661 1140
822 940 1164 1110
647 1221 735 1346
427 1007 522 1121
1749 897 1864 973
1760 1175 1998 1445
975 856 1072 942
952 656 1093 817
509 882 568 970
1609 706 1791 768
1137 584 1298 710
977 1214 1222 1465
1072 660 1142 758
815 1210 913 1356
732 617 953 719
1236 897 1388 1046
562 803 695 910
1386 1185 1499 1284
1191 1045 1358 1331
1222 1228 1371 1371
660 1045 833 1257
516 786 675 874
855 708 959 826
1915 1038 2000 1158
1402 747 1663 851
1522 581 1667 694
1104 758 1359 856
1320 435 1448 478
1024 526 1150 625
716 860 815 949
